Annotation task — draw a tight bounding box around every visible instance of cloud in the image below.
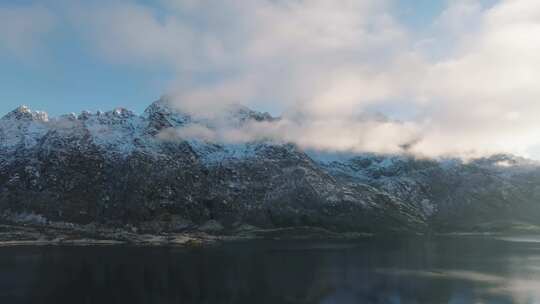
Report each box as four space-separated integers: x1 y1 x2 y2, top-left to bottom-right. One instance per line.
57 0 540 158
68 2 207 68
0 4 56 56
413 0 540 157
158 109 421 155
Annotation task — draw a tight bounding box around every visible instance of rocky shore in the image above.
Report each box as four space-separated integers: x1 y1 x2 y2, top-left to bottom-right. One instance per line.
0 222 375 247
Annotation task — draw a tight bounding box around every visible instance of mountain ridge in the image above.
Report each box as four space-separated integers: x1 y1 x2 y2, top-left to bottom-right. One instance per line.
2 98 540 236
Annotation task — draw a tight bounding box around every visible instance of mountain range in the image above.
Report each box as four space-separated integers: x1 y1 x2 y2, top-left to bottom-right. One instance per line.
2 97 540 236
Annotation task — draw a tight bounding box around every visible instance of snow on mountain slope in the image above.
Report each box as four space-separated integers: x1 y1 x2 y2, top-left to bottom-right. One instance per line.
0 106 50 153
310 150 540 231
0 98 273 162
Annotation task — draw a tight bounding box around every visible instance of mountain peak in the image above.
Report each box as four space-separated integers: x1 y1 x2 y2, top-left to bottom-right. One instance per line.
2 105 49 122
111 107 135 118
15 105 30 113
143 97 182 117
143 97 192 132
222 103 275 122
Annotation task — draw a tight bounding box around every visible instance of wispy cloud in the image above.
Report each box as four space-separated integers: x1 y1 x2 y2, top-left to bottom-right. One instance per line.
0 4 56 56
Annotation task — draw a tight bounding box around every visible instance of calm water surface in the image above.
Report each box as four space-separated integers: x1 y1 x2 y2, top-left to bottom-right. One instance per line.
1 235 540 304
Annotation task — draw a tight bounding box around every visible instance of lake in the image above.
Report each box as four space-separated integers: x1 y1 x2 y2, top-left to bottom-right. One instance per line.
1 235 540 304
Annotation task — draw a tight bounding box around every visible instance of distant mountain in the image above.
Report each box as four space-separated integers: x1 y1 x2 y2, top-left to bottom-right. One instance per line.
1 97 539 235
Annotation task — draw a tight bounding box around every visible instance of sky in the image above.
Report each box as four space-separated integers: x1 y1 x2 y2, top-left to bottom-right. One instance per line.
1 0 540 159
0 0 452 116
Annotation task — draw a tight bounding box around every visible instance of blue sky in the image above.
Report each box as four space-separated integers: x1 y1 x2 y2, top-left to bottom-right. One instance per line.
0 2 175 116
0 0 447 117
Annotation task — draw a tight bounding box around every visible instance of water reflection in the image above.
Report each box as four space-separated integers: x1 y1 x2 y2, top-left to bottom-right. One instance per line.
1 236 540 303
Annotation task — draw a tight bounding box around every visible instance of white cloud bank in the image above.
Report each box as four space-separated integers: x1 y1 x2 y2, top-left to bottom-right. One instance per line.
6 0 540 158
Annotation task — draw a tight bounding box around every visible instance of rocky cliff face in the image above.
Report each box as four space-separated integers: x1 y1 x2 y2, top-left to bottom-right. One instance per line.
1 98 539 234
316 153 540 231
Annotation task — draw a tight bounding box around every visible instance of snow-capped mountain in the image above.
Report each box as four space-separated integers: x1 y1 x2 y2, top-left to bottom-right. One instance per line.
1 97 540 234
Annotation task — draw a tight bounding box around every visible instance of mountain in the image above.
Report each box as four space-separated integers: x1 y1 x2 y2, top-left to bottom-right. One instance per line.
1 98 540 236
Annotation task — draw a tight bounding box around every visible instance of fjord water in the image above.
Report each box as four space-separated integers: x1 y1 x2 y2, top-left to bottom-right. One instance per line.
1 236 540 304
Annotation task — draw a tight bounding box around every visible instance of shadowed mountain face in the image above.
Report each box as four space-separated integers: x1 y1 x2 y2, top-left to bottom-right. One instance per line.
1 98 539 234
318 153 540 232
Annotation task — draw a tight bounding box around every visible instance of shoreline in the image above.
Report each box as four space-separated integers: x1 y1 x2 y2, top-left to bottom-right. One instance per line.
0 224 374 247
0 224 536 248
